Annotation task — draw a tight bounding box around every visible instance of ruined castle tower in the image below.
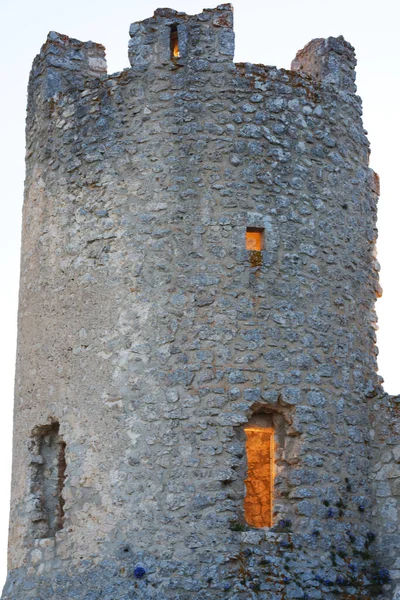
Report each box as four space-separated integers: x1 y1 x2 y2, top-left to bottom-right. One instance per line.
2 5 400 599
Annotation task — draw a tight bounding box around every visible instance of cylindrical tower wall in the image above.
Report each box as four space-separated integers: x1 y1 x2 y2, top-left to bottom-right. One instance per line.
3 6 391 599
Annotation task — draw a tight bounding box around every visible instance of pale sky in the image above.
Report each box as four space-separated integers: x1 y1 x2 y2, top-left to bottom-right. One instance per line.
0 0 399 586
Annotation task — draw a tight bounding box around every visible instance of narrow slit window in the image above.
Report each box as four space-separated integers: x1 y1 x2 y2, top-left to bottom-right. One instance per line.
244 426 274 528
170 25 180 59
246 227 264 251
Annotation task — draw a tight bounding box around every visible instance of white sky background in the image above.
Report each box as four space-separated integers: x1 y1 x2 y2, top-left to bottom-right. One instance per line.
0 0 399 585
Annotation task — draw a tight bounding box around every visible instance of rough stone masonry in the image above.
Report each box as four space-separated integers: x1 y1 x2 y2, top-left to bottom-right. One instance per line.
2 4 400 599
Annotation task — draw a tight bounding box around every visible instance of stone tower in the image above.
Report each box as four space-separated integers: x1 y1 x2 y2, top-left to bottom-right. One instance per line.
2 5 400 599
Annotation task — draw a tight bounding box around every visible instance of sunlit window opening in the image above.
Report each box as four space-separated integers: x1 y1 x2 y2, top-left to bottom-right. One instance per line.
170 25 180 59
246 228 264 251
244 426 274 528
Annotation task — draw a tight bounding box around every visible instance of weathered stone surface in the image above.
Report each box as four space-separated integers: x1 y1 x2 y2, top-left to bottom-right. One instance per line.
2 4 399 600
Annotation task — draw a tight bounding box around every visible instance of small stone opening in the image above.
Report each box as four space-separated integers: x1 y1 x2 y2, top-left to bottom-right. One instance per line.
244 416 274 528
170 25 180 59
239 402 298 529
28 422 66 538
246 227 264 251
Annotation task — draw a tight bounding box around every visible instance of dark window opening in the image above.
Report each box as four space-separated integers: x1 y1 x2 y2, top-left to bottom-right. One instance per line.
28 422 66 538
170 25 180 59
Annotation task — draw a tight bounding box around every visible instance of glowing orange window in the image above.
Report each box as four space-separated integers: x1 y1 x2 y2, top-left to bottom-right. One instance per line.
246 228 264 251
244 426 274 528
170 25 180 59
